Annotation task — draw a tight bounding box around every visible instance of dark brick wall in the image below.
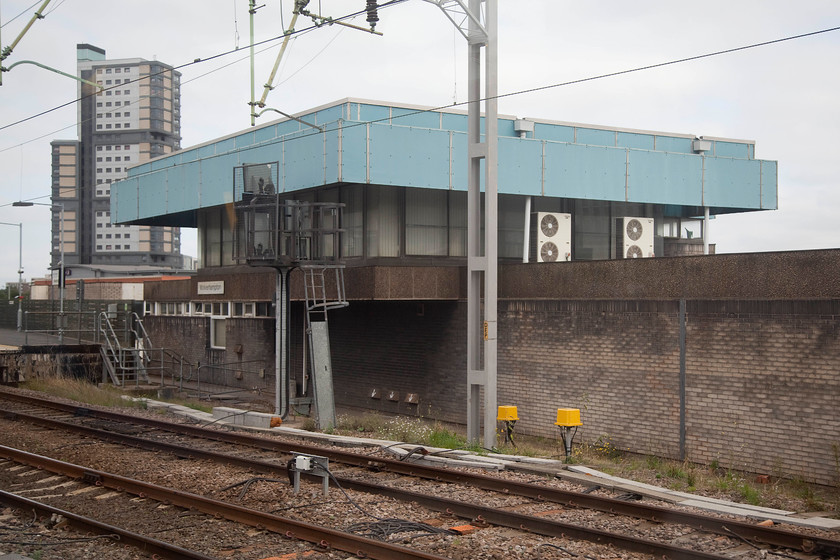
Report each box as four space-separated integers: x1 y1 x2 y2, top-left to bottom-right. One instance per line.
328 301 467 420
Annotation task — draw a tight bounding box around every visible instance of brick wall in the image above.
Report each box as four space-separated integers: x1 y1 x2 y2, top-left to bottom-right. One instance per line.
327 298 840 485
329 301 466 420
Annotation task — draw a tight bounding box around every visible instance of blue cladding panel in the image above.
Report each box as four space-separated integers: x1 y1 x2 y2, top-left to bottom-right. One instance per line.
617 132 655 150
761 160 778 209
576 128 615 147
284 131 327 192
536 123 574 143
498 119 516 138
654 136 693 154
391 107 442 129
215 137 236 154
254 124 278 143
714 141 751 159
543 143 626 200
340 124 368 184
235 131 256 149
451 132 467 189
630 151 702 205
704 158 762 208
441 113 467 133
359 104 392 125
324 128 340 184
138 169 168 218
314 105 344 126
369 125 450 189
114 101 777 223
498 137 543 195
112 178 138 223
196 143 219 159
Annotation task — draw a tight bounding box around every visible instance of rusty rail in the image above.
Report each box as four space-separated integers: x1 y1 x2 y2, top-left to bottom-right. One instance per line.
1 388 837 558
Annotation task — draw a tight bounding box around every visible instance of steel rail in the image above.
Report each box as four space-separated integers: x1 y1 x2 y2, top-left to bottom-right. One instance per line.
0 439 727 560
0 445 448 560
0 407 760 559
0 388 836 556
0 489 218 560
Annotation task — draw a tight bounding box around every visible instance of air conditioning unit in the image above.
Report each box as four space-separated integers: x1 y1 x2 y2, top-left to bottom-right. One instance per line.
531 212 571 263
616 217 654 259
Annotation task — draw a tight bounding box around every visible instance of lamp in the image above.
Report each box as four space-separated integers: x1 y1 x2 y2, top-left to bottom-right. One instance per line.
0 221 23 331
13 201 64 344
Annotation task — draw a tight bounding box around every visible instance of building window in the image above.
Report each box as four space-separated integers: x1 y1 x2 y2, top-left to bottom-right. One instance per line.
96 113 103 118
124 156 131 161
406 188 447 256
123 112 130 117
115 68 121 73
96 146 103 151
96 125 103 130
115 113 121 118
96 157 102 162
366 185 400 257
115 124 121 129
106 157 112 162
210 317 227 349
97 102 103 108
105 68 111 74
105 79 112 85
124 89 129 94
96 245 102 250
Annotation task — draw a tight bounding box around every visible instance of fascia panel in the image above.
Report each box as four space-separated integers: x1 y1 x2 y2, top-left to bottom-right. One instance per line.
704 157 762 209
576 127 615 147
340 124 368 184
761 160 778 210
369 125 450 189
283 130 326 192
629 150 702 205
498 137 543 195
543 143 626 200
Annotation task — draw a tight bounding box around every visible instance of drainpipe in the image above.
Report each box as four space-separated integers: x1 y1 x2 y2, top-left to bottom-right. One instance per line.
703 207 710 255
522 196 532 263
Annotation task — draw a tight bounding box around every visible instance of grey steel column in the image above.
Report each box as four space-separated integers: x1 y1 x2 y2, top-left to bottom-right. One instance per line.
465 0 483 444
482 0 498 449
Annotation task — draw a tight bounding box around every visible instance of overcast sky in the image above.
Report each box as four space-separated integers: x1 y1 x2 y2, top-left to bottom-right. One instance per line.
1 0 839 285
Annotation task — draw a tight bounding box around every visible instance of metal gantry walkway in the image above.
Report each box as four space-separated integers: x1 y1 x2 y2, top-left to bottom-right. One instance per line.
234 181 348 427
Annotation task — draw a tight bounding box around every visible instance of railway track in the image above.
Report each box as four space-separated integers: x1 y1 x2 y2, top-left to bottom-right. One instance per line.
0 387 837 560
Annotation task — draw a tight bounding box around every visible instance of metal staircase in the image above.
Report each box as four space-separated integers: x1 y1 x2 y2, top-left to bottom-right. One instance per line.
98 311 151 386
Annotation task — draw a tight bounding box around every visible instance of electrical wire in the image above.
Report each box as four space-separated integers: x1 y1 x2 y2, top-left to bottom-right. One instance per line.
0 0 42 29
69 22 840 183
0 0 409 134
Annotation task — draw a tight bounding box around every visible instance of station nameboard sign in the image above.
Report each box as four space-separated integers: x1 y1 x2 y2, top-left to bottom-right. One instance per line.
197 281 225 295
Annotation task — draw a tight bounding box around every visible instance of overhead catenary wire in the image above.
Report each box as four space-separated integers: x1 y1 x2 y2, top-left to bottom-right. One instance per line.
0 0 410 134
0 0 42 28
109 22 840 185
4 21 838 155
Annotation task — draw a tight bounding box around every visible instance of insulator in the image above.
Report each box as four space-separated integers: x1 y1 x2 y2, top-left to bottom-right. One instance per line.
366 0 379 30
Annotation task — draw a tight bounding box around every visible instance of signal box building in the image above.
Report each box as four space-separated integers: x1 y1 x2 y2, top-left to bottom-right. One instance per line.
106 99 840 486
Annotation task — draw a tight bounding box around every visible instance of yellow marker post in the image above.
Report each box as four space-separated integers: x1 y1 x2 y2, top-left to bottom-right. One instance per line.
555 408 582 459
497 406 518 446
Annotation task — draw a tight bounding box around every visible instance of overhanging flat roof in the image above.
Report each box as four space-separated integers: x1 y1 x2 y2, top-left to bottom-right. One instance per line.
112 98 777 227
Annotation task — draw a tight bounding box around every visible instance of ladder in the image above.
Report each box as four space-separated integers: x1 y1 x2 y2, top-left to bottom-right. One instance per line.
302 265 348 429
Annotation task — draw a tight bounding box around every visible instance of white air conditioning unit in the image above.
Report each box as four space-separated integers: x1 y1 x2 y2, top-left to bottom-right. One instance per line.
616 217 654 259
531 212 571 263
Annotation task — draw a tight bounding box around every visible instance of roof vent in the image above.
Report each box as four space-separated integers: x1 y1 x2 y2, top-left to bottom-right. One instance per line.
514 118 535 138
692 137 712 154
